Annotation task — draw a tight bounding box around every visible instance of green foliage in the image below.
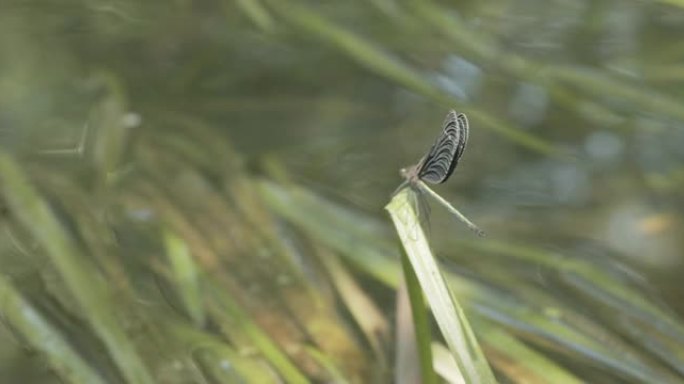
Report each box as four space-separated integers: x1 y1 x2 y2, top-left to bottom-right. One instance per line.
1 1 684 383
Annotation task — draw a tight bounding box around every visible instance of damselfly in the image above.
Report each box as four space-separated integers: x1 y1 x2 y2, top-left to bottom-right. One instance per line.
393 110 484 236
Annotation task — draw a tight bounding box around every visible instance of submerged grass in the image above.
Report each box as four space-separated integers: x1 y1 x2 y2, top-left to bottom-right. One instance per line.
0 275 107 384
266 0 560 157
260 180 684 383
1 1 684 383
1 124 684 382
0 153 155 384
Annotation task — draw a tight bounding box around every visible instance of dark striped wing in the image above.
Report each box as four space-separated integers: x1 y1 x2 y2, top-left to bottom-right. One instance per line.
417 110 469 184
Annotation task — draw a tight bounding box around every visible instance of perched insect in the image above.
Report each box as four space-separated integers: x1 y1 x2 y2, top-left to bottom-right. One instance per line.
395 110 469 192
393 110 483 236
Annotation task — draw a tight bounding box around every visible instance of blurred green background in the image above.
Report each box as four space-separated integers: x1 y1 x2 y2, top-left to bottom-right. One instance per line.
1 0 683 383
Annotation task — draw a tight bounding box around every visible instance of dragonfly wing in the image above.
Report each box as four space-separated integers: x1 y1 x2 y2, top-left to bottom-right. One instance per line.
418 110 469 184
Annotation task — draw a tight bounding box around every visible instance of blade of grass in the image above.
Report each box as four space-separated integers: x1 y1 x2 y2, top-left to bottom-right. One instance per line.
402 250 440 384
477 321 584 384
547 65 684 122
317 246 389 361
444 274 680 383
257 179 401 287
136 142 369 379
261 180 680 383
89 73 132 184
454 239 684 347
265 0 558 156
303 346 350 384
230 0 274 32
0 275 107 384
406 1 684 128
162 228 205 327
207 279 311 384
159 315 280 384
432 342 466 384
386 188 496 384
0 152 154 384
396 276 422 384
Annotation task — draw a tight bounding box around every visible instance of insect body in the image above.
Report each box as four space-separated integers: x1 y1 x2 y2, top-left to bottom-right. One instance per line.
394 110 483 236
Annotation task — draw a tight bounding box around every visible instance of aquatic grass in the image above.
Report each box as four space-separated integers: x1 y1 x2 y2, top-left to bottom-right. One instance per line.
130 179 321 381
88 73 132 185
657 0 684 8
451 239 684 347
31 169 133 292
444 273 680 383
2 1 684 382
2 131 683 382
162 228 205 327
431 342 466 383
264 0 559 156
130 130 370 381
0 116 377 382
260 179 684 383
547 65 684 122
231 0 274 32
0 275 107 384
644 65 684 82
401 250 441 384
257 180 401 287
404 0 684 128
0 152 155 384
174 328 279 384
475 322 583 384
316 246 389 361
386 188 496 383
395 276 424 384
207 278 311 384
303 346 351 384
